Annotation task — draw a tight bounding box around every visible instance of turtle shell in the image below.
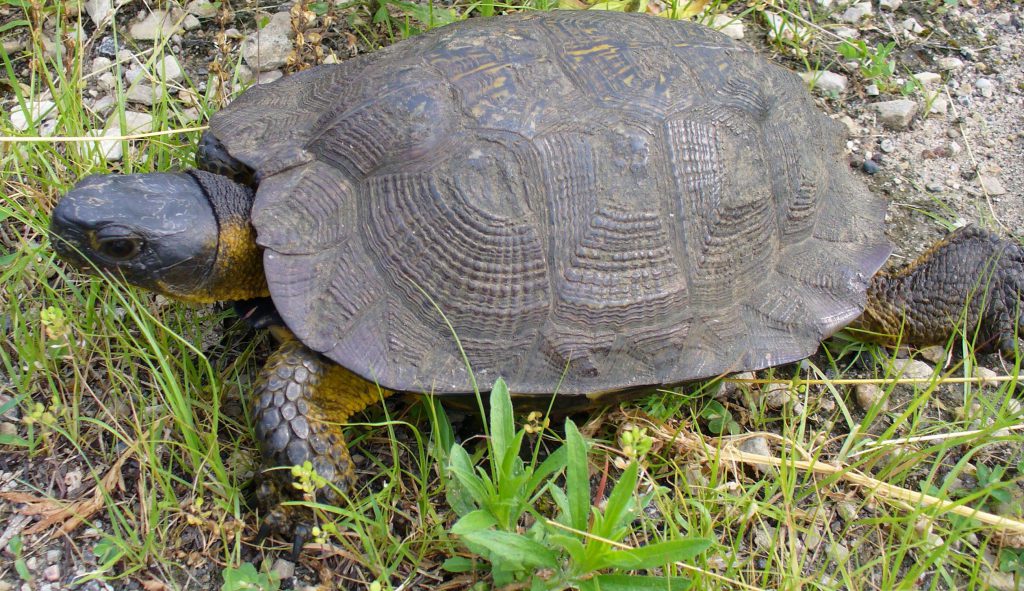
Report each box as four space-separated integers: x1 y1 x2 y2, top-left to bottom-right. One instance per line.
206 10 891 396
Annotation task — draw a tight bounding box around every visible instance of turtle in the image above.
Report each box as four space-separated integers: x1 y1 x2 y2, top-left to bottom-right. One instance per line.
51 10 1023 548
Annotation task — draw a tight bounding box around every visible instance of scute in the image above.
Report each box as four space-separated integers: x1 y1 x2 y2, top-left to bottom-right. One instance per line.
207 11 891 396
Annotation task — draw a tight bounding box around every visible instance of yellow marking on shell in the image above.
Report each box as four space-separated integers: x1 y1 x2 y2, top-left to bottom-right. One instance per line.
452 61 502 81
568 44 615 58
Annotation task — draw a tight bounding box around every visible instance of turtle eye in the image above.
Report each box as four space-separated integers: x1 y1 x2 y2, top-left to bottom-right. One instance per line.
95 227 143 261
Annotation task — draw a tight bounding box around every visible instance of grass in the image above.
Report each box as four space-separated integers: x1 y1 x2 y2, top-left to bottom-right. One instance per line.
2 0 1023 589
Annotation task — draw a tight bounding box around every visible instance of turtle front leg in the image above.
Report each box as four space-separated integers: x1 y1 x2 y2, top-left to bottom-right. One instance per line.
852 226 1024 355
252 328 390 553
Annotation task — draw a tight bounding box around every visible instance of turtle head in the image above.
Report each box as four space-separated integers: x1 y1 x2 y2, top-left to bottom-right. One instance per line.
51 170 269 303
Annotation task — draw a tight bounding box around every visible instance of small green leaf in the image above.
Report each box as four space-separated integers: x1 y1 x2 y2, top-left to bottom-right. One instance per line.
565 419 591 532
597 461 638 538
582 574 694 590
605 539 712 570
459 529 559 570
489 378 514 472
452 509 499 535
448 444 490 509
441 556 480 573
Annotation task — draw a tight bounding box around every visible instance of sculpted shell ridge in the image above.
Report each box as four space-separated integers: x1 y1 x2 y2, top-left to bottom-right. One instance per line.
208 11 890 395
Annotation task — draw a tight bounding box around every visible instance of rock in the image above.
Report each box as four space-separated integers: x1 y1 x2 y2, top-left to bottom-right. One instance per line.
154 55 183 82
871 99 917 129
45 549 61 564
865 83 880 96
711 14 744 40
236 64 256 86
126 83 163 105
800 70 848 94
763 11 808 43
917 345 946 364
978 175 1007 196
85 0 113 27
838 115 860 136
186 0 219 18
738 436 772 473
985 571 1018 591
91 56 112 76
83 128 123 161
271 558 295 580
855 383 888 411
833 26 859 39
183 14 201 30
828 542 851 564
902 17 924 34
879 0 901 10
97 72 117 91
977 78 995 98
895 358 934 380
129 9 184 41
762 384 791 410
974 366 999 386
862 159 881 174
840 2 872 23
43 564 60 582
0 422 16 438
96 36 118 58
241 12 294 72
927 95 949 117
912 72 941 87
879 138 895 153
105 111 153 135
836 501 859 521
10 100 57 131
257 69 284 84
938 57 964 71
125 63 146 85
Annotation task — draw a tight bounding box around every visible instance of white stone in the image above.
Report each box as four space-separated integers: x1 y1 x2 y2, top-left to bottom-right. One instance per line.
711 14 745 40
126 82 163 105
257 69 284 84
763 11 808 43
902 17 924 34
129 9 184 40
938 57 964 71
85 0 113 27
84 128 123 161
879 0 901 10
800 70 848 94
186 0 219 18
894 358 934 380
155 55 184 82
855 383 888 411
9 100 57 131
833 26 860 40
183 14 201 30
979 175 1007 196
977 78 995 98
104 111 153 135
97 72 117 91
241 12 294 72
911 72 942 87
840 2 873 23
865 83 880 96
91 56 112 75
928 95 949 116
871 99 918 129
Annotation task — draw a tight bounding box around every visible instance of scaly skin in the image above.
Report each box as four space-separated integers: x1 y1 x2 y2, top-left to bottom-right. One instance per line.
852 226 1024 354
252 328 392 544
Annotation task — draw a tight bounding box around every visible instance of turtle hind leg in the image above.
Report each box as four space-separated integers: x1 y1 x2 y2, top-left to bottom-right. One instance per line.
853 226 1024 355
251 331 390 551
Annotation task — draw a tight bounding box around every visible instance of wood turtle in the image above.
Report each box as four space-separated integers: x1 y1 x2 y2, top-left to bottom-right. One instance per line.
50 10 1024 548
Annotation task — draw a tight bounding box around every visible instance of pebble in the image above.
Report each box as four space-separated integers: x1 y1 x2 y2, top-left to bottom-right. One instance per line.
155 55 184 82
833 26 859 39
865 83 880 96
902 17 924 34
973 366 999 386
799 70 848 94
838 115 860 136
257 69 284 84
45 549 61 564
763 11 808 43
126 83 163 105
911 72 941 87
871 99 917 129
925 182 944 193
738 436 772 473
711 14 745 40
97 36 117 58
879 138 895 153
862 159 881 174
985 571 1018 591
9 100 57 131
895 358 934 380
105 111 153 134
879 0 901 10
85 0 113 27
762 383 791 410
836 501 859 521
0 422 16 438
978 175 1007 196
241 12 294 72
828 542 851 564
928 95 949 117
91 56 112 76
129 9 184 40
183 14 201 30
271 558 294 580
938 57 965 71
976 78 995 98
840 2 872 23
97 72 117 91
43 564 60 582
855 383 888 411
84 129 124 161
186 0 219 18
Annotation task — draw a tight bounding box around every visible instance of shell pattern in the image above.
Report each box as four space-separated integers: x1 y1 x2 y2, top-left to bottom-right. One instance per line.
207 11 892 395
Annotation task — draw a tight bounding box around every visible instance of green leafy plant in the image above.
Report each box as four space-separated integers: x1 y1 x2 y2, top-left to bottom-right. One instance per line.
700 400 740 436
220 563 280 591
974 463 1013 508
8 536 33 582
446 379 711 588
837 40 897 90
